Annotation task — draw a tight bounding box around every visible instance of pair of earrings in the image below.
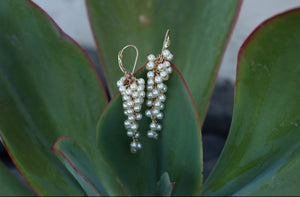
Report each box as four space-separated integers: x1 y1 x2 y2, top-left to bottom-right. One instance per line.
117 30 173 153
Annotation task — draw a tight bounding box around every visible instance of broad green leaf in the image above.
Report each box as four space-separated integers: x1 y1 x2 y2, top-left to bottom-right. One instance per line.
156 172 174 196
53 136 108 196
202 9 300 196
0 161 36 196
87 0 241 121
0 0 107 195
97 64 202 196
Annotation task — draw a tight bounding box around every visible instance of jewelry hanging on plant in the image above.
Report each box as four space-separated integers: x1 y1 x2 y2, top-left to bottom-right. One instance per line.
145 30 173 139
116 45 145 153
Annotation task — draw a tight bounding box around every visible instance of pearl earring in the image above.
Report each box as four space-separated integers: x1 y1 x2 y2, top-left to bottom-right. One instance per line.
145 30 173 139
117 45 145 153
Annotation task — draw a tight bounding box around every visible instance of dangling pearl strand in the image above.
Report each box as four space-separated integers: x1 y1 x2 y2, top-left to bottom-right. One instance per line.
117 73 145 153
145 49 173 139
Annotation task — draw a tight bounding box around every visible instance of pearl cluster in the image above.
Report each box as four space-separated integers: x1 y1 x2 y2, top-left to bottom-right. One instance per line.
145 49 173 139
117 74 145 153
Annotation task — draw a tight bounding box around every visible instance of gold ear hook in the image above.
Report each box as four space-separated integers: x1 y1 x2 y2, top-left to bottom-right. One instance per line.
118 45 139 75
161 29 170 52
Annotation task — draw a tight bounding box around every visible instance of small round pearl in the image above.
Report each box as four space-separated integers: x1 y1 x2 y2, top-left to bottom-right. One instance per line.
138 78 145 85
130 83 137 90
136 113 142 120
167 54 173 60
150 122 156 130
153 132 159 139
135 132 140 138
152 108 159 116
156 124 162 131
162 86 167 93
139 91 145 98
157 83 164 90
131 123 138 130
147 54 155 61
127 108 134 115
147 71 154 78
127 130 133 137
164 61 170 67
137 85 144 92
120 76 126 82
147 131 154 138
127 101 134 107
124 120 131 128
128 115 135 121
130 141 137 148
134 105 141 112
117 80 123 87
119 86 126 93
145 109 152 117
160 103 165 110
130 148 137 154
122 95 130 101
154 101 161 108
162 49 170 57
124 110 129 116
137 142 142 149
146 61 155 70
123 102 128 109
155 76 162 83
134 98 141 104
125 89 132 95
160 71 167 78
158 64 164 70
166 67 173 74
147 92 153 99
147 85 153 91
146 100 153 107
132 91 139 98
157 112 163 120
159 94 166 102
152 89 159 96
148 79 154 86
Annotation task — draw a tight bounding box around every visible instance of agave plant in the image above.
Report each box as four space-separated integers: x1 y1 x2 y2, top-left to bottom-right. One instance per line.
0 0 299 196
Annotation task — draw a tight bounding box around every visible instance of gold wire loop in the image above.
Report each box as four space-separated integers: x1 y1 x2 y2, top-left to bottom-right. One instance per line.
162 29 170 52
118 45 139 74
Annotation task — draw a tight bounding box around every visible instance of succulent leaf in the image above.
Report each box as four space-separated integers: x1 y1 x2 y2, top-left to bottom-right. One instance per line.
156 172 174 196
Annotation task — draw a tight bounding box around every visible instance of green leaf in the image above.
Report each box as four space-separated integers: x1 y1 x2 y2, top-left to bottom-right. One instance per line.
156 172 174 196
97 64 202 196
86 0 241 121
0 161 36 196
52 136 108 196
201 9 300 196
0 0 107 195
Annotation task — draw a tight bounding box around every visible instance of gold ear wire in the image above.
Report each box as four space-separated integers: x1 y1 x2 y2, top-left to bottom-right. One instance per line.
118 45 139 74
161 29 170 52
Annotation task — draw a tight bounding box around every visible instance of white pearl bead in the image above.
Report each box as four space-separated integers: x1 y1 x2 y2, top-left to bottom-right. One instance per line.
119 86 126 93
152 108 159 116
134 98 141 104
153 132 159 139
146 61 155 70
127 101 134 107
123 102 128 109
162 86 167 93
122 95 130 101
166 67 173 74
155 76 162 83
147 54 155 61
154 101 161 107
167 54 173 60
146 100 153 107
124 110 129 116
137 142 142 149
139 91 145 98
157 83 164 90
117 80 123 87
160 103 165 110
159 94 166 102
130 141 137 148
147 71 154 78
160 71 167 78
128 115 135 121
136 113 142 120
134 105 141 112
135 132 140 138
156 124 162 131
125 89 132 95
120 76 126 82
127 108 134 115
131 123 138 130
127 130 133 137
130 148 137 153
124 120 131 129
130 83 137 90
158 64 164 70
132 91 139 98
162 49 170 57
147 131 154 138
152 89 159 96
147 92 153 99
157 112 163 120
150 122 156 130
137 85 144 92
148 79 154 86
138 78 145 85
145 109 152 117
164 61 170 67
147 85 153 91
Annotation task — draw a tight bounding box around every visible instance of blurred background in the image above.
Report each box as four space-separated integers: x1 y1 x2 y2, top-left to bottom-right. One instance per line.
1 0 300 181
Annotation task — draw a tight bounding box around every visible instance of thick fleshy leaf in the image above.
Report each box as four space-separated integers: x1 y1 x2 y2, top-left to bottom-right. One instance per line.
0 0 107 195
156 172 174 196
0 161 36 196
86 0 241 121
97 64 202 196
53 136 108 196
201 8 300 196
